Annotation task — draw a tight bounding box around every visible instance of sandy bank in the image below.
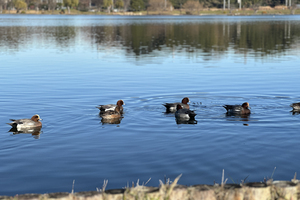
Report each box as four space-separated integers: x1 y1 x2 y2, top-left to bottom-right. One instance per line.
1 179 300 200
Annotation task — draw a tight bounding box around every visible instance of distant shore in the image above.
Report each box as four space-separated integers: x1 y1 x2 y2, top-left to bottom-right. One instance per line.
1 6 299 16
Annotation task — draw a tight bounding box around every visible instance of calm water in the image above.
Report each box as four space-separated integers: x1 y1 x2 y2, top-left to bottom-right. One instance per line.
0 15 300 196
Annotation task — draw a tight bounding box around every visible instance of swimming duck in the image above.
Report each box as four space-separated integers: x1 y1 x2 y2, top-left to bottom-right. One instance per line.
290 103 300 111
223 102 251 115
175 104 197 120
163 97 190 112
7 114 42 130
97 100 125 114
100 105 122 119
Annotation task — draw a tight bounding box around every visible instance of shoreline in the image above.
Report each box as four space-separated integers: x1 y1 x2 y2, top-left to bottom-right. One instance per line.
1 179 299 200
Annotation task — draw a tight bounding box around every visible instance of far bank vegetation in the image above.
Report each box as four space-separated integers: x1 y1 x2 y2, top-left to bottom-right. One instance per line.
0 0 299 15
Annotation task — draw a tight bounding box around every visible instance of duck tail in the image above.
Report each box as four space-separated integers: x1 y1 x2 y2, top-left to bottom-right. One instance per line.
163 104 172 113
223 105 229 111
6 122 16 127
189 114 196 120
188 111 197 120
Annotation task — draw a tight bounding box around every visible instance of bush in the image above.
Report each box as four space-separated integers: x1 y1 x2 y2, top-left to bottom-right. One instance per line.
183 0 203 14
20 10 26 14
39 4 48 10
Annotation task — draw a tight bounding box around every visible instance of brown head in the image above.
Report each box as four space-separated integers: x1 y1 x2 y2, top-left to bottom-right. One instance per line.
31 114 42 122
177 104 183 110
116 100 125 106
181 97 190 104
242 102 250 109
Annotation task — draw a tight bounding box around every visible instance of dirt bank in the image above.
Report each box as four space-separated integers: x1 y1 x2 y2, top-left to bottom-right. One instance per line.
1 178 300 200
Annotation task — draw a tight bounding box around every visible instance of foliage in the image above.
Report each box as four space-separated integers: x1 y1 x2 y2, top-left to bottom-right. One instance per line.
72 0 78 8
103 0 113 8
63 0 78 8
169 0 188 9
183 0 203 13
115 0 124 8
39 3 48 10
130 0 145 11
13 0 27 12
63 0 71 7
56 2 62 8
148 0 172 11
200 0 223 8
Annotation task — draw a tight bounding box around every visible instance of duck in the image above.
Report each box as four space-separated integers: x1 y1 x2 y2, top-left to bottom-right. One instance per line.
7 114 42 130
290 102 300 111
97 100 125 114
175 104 197 120
163 97 190 112
100 105 122 119
223 102 251 115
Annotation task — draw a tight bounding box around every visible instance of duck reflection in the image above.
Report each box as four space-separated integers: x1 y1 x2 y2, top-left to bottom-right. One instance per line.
176 118 197 125
101 117 123 124
225 112 250 119
225 113 250 126
8 127 42 139
99 105 123 124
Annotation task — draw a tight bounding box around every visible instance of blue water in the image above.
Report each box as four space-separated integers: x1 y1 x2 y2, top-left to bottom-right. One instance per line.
0 15 300 196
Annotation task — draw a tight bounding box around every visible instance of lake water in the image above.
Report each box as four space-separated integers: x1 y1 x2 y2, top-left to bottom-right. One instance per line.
0 15 300 196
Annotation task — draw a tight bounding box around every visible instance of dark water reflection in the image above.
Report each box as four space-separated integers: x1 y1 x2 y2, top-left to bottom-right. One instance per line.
1 16 300 59
1 15 300 196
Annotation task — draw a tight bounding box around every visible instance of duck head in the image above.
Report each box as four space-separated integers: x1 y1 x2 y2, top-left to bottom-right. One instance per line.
181 97 190 104
116 100 125 106
31 114 42 122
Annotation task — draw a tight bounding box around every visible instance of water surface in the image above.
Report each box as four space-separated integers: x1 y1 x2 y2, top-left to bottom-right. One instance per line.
0 15 300 196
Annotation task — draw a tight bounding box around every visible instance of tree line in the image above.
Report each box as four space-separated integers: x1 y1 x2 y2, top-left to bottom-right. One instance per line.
0 0 299 13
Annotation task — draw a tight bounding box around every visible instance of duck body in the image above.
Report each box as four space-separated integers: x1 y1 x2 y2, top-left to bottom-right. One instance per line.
223 102 251 115
163 97 190 112
291 103 300 111
97 100 124 114
175 105 197 120
7 114 42 131
100 105 122 119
